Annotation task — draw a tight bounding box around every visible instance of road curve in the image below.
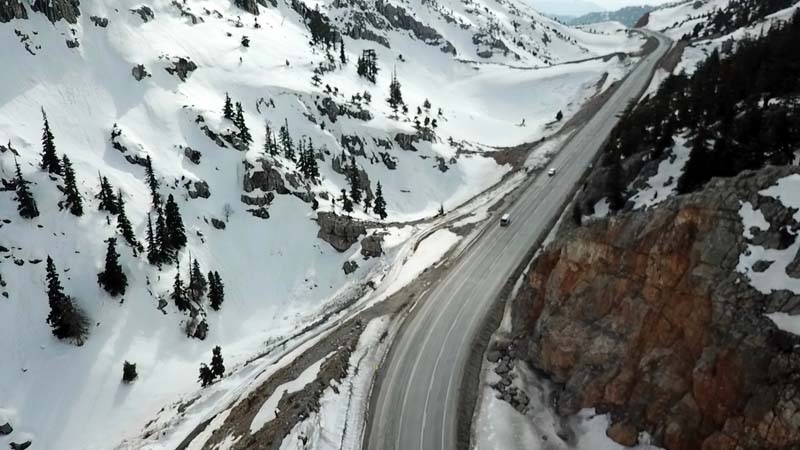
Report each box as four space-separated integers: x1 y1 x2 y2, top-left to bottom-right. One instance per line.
365 31 673 450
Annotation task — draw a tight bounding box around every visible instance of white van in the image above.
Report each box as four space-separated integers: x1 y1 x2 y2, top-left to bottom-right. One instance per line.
500 214 511 227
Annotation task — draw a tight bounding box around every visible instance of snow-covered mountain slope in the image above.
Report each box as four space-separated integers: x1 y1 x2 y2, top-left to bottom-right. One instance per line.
0 0 644 448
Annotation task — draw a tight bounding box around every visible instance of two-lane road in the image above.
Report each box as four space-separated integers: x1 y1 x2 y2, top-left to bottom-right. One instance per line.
366 31 672 450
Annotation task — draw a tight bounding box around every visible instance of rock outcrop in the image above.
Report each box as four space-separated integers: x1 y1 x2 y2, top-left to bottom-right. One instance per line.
316 212 366 252
512 167 800 450
31 0 79 23
0 1 27 23
165 57 197 81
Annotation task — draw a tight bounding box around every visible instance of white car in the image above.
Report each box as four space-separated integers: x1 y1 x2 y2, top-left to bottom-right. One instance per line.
548 168 556 177
500 214 511 227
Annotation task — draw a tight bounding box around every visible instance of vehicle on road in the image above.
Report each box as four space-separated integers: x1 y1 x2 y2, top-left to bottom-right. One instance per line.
548 168 556 176
500 214 511 226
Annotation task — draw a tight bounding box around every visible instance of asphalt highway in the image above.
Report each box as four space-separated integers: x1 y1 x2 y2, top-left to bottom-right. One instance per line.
366 30 673 450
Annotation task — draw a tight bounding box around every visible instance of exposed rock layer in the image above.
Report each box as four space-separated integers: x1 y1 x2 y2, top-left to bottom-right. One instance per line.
512 167 800 450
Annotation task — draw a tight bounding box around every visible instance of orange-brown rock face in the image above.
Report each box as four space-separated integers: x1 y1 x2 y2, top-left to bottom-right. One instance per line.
512 168 800 450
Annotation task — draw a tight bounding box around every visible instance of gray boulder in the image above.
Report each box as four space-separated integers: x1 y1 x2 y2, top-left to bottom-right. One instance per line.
343 260 359 275
187 180 210 199
131 64 150 81
130 5 154 22
165 57 197 81
360 235 383 258
0 422 12 435
317 212 366 252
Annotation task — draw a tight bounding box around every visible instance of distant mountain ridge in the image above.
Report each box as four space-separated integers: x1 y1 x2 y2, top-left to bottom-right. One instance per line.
560 5 656 28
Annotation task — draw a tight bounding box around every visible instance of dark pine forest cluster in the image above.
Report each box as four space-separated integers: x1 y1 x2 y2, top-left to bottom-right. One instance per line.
600 8 800 210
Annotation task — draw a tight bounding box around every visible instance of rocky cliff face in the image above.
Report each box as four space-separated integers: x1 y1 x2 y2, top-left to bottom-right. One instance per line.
31 0 80 23
511 166 800 450
0 0 27 22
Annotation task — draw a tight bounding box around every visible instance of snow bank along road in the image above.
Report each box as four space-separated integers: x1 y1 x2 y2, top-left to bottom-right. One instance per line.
365 30 673 450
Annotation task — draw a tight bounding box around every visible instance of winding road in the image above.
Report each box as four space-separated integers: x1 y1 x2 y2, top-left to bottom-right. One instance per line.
365 30 672 450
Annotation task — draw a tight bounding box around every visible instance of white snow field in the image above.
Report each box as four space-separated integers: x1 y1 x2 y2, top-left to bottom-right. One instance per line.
736 174 800 336
0 0 644 448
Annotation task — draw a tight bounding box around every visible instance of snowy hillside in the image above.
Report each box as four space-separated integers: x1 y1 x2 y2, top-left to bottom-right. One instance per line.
0 0 644 448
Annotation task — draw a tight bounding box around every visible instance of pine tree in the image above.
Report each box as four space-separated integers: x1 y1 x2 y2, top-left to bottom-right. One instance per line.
306 139 319 180
356 49 378 83
208 271 225 311
223 93 235 121
188 259 207 302
339 38 347 64
45 256 88 342
373 181 387 220
348 157 362 205
98 238 128 297
606 158 626 211
40 109 62 175
280 119 295 161
164 194 187 251
198 363 214 387
211 346 225 378
115 190 140 251
297 139 308 175
146 214 161 266
171 266 190 312
14 160 39 219
264 123 279 156
340 189 353 214
97 175 119 214
388 69 404 116
61 155 83 217
144 155 160 207
156 206 174 263
235 102 252 144
363 193 372 213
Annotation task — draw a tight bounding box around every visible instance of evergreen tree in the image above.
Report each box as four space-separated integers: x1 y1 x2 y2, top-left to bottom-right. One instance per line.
606 158 626 211
387 69 404 116
61 155 83 216
363 193 372 213
45 256 88 342
198 363 214 387
264 123 279 156
115 191 140 251
356 49 378 83
164 194 187 250
280 119 295 161
97 175 119 214
211 346 225 378
14 160 39 219
348 157 362 204
208 271 225 311
40 109 62 175
373 181 387 220
97 238 128 297
306 139 319 180
297 139 308 175
223 93 235 121
171 266 190 312
677 130 712 194
146 214 161 266
339 38 347 64
340 189 353 214
188 259 208 302
235 102 252 144
156 206 174 263
144 155 160 207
